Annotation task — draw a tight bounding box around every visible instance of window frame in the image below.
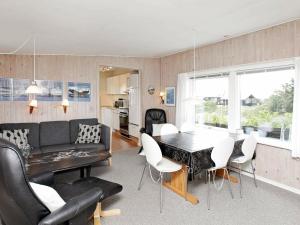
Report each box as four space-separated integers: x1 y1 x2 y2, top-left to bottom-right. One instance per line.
181 59 297 150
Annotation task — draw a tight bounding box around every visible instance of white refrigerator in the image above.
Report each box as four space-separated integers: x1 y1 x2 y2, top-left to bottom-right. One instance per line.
128 74 140 138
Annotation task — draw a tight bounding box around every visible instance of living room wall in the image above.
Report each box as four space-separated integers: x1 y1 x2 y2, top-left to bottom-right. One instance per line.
0 55 161 124
160 19 300 191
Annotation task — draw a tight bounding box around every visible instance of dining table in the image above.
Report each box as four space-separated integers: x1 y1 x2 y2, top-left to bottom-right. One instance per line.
153 129 245 205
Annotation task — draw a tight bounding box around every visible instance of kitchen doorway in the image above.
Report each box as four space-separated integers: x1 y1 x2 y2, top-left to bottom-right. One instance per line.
99 66 141 152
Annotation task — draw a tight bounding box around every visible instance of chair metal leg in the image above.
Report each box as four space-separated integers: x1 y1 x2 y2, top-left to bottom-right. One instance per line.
160 172 163 213
137 162 147 190
225 168 234 199
207 170 211 210
205 170 207 184
238 164 242 198
250 160 258 188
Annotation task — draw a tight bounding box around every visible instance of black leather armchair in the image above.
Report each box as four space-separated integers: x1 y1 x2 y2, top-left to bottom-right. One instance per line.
0 138 102 225
140 108 167 136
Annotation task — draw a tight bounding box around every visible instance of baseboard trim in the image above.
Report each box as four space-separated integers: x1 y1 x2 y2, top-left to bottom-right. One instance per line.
230 168 300 195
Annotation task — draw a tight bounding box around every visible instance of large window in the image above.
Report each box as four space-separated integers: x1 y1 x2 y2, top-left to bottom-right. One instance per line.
194 74 229 128
177 60 300 150
239 66 295 142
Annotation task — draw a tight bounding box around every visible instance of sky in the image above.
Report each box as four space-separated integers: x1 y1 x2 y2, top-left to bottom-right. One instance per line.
192 69 295 100
240 70 295 99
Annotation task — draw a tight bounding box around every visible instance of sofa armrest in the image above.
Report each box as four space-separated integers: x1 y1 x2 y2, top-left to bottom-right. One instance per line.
29 171 55 186
101 124 110 151
38 188 102 225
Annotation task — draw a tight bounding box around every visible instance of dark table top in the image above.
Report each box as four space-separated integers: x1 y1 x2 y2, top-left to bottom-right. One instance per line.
153 130 244 175
26 148 111 176
154 130 244 153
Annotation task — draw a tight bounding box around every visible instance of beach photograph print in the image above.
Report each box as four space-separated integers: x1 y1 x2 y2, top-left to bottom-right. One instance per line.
13 79 30 101
36 80 63 101
0 78 13 101
68 82 91 102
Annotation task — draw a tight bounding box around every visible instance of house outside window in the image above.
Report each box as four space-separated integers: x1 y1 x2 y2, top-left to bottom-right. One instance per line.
238 66 295 143
176 59 300 150
194 74 229 128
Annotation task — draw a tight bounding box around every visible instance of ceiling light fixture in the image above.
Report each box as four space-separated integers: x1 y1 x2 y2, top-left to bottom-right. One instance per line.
101 66 113 72
25 38 41 94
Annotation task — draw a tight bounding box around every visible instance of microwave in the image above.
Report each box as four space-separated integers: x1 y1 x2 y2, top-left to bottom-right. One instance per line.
114 98 129 108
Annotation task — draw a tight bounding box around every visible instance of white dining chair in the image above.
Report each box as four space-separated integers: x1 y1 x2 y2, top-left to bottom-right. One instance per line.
160 123 179 135
231 134 258 198
141 133 182 213
180 123 194 133
138 123 178 190
206 137 235 210
152 123 179 136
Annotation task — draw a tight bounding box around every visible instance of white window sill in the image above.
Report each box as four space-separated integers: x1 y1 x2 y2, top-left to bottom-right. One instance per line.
256 136 292 151
195 125 292 150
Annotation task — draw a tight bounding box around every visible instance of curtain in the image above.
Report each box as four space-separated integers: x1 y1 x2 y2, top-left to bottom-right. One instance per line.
291 57 300 158
176 73 195 131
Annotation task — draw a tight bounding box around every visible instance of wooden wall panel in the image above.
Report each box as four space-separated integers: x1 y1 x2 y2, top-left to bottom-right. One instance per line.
161 20 300 124
0 55 161 125
160 19 300 190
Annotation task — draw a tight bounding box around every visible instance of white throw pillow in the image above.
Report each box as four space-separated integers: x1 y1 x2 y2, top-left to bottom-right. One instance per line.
29 182 66 212
0 129 31 158
75 123 101 144
152 124 166 136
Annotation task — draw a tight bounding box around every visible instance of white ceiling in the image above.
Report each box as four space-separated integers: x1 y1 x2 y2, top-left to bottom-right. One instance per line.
0 0 300 58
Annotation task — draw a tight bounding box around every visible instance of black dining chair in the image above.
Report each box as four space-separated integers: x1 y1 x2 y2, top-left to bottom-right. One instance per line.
139 108 167 136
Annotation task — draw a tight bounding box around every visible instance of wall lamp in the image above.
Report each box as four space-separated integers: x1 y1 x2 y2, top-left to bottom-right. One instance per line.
160 91 165 104
62 99 69 114
29 99 37 114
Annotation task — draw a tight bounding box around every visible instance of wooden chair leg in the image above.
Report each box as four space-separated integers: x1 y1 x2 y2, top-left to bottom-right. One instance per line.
94 203 102 225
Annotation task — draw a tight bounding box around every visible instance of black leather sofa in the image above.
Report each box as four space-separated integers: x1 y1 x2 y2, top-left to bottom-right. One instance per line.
0 118 110 155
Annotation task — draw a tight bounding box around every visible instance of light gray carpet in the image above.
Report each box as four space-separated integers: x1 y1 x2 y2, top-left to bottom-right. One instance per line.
53 148 300 225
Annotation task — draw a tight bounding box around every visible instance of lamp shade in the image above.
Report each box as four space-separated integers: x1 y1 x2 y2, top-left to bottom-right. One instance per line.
25 81 41 94
62 99 69 107
29 99 38 107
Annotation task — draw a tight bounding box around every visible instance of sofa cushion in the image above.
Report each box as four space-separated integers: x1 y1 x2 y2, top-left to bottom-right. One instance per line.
40 144 77 153
69 118 98 144
40 121 70 147
0 129 31 158
0 123 39 148
74 143 106 151
75 124 101 144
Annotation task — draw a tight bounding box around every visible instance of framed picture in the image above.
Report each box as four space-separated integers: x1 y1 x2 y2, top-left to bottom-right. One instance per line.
36 80 63 101
13 79 30 101
68 82 91 102
165 87 175 106
0 78 13 101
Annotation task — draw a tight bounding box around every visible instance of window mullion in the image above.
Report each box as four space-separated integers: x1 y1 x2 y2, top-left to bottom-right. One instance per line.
228 71 240 131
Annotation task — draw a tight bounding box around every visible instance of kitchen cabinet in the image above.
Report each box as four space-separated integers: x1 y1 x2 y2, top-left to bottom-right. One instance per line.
128 73 139 88
101 107 120 131
119 74 129 94
106 76 120 94
101 107 113 127
112 109 120 130
129 124 139 138
106 74 129 95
